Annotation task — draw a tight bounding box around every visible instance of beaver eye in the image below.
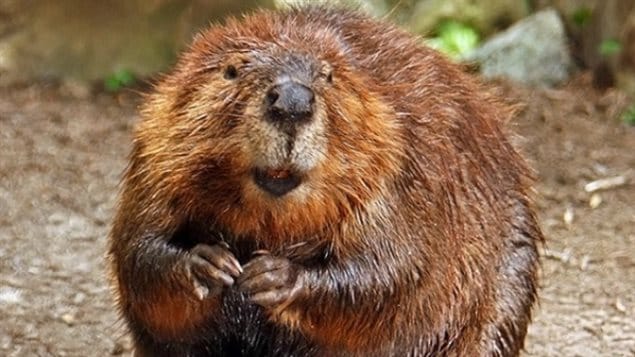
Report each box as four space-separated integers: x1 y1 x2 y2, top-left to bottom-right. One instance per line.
326 71 333 84
224 65 238 80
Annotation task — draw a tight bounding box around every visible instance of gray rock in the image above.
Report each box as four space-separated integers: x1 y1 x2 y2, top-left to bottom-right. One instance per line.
466 8 574 86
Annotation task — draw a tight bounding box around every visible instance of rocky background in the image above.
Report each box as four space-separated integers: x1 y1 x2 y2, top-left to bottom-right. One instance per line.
1 0 635 94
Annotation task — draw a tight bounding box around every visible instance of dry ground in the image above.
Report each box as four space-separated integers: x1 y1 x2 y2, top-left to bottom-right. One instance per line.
0 74 633 356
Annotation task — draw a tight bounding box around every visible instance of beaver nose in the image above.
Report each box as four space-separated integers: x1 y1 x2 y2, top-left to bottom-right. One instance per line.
265 82 314 124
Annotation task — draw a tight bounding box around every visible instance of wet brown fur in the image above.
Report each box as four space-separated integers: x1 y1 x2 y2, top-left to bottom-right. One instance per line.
109 6 542 356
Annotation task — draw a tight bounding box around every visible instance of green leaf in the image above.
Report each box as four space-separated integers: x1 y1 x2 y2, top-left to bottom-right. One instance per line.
104 69 136 92
427 20 480 59
599 39 622 57
572 7 592 27
622 104 635 126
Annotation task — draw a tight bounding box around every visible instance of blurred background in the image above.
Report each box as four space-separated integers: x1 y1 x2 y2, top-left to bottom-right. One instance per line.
0 1 633 356
1 0 635 94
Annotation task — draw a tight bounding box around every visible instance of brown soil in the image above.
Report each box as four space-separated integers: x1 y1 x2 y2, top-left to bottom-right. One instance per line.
0 74 633 356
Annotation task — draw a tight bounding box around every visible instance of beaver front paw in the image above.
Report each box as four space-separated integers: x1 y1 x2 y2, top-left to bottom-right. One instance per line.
237 253 306 312
182 243 242 300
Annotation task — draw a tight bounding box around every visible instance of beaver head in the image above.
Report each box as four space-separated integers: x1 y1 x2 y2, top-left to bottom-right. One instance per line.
134 11 405 240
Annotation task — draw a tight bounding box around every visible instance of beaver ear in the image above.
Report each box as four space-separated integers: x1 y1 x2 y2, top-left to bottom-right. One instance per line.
319 61 333 84
222 54 251 80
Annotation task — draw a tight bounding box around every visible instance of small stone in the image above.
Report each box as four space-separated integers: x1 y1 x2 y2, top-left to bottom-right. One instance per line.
0 287 23 305
615 299 627 313
48 212 67 224
589 193 603 209
61 313 76 326
579 255 591 271
563 207 574 227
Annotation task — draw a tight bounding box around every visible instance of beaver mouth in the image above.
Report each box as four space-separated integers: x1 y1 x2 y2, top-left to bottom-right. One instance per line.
253 167 302 197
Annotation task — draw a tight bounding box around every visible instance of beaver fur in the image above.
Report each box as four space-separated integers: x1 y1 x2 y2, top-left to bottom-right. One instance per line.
108 6 542 356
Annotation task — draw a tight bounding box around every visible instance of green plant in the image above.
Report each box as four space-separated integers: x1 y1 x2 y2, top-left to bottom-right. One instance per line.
599 39 622 57
104 69 136 92
571 7 593 27
426 20 480 60
622 104 635 126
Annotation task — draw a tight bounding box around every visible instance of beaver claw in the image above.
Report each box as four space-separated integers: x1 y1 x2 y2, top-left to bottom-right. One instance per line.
237 254 306 311
183 243 242 300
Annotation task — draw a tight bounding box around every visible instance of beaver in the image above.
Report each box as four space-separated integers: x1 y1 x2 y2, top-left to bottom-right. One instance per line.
108 6 542 357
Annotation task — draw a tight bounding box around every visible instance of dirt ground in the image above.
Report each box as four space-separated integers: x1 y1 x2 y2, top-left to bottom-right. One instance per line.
0 74 633 356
